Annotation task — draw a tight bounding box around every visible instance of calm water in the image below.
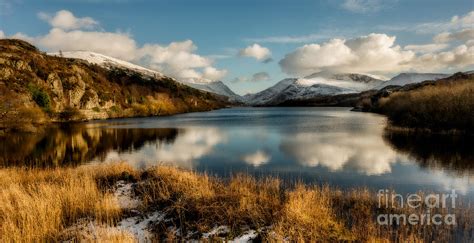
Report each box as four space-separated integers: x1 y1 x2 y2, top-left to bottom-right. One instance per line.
2 107 474 197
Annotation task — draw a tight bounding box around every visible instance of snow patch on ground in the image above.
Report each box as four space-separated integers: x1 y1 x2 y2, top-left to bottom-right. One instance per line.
201 226 260 242
68 180 261 242
117 212 165 242
114 180 140 209
230 230 258 242
202 225 230 238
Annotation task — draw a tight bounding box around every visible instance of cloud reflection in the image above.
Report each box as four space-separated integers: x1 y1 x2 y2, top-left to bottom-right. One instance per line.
242 150 271 167
104 127 226 169
280 132 398 175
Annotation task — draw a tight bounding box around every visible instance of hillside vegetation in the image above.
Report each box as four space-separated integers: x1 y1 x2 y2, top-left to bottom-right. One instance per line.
357 73 474 133
0 39 228 132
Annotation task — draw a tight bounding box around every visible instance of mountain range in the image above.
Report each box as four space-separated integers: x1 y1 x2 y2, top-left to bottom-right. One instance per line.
51 49 457 106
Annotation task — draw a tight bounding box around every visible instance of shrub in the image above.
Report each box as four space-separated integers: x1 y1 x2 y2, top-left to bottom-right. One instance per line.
110 105 121 113
59 107 84 121
27 83 51 110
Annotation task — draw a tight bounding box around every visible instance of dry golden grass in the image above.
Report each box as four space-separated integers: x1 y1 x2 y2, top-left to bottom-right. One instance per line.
133 166 474 241
0 163 136 242
379 79 474 133
271 185 351 242
1 163 473 242
59 222 136 243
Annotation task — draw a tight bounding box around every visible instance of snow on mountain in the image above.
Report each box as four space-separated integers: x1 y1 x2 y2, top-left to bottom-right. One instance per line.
50 51 165 78
178 78 243 102
246 72 383 105
375 73 449 89
50 51 242 101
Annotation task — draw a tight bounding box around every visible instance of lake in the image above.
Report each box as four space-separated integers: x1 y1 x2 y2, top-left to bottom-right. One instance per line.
2 107 473 197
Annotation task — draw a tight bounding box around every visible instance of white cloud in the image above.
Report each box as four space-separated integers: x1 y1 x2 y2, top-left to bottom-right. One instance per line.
279 38 356 75
242 150 271 167
238 43 271 61
9 9 227 81
202 67 228 80
36 28 138 61
410 44 474 72
434 28 474 43
341 0 385 13
0 30 5 38
38 10 98 30
414 11 474 34
280 33 416 76
279 32 474 76
137 40 226 79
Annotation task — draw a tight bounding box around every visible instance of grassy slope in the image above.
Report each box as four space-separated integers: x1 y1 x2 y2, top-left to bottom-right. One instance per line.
1 163 472 242
360 73 474 133
0 39 229 131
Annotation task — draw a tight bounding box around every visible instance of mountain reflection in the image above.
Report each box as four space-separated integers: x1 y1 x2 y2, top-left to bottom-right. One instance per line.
0 124 178 167
383 131 474 175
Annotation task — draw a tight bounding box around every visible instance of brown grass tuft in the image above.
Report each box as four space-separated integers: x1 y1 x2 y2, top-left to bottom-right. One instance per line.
0 163 133 242
272 184 352 242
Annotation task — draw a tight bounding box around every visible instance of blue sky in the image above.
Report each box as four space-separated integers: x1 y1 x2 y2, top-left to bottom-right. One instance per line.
1 0 473 94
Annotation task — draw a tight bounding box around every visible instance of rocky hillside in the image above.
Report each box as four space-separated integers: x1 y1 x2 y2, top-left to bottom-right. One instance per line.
0 39 229 132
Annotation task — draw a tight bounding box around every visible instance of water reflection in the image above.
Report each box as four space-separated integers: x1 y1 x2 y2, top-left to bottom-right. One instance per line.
383 131 474 175
0 124 178 167
1 107 473 197
280 132 399 175
242 150 271 167
102 127 226 169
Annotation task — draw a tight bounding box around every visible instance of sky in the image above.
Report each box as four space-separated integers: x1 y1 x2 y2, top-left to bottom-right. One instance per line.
0 0 473 95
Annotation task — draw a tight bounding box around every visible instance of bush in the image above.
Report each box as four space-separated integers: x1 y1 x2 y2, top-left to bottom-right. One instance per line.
27 83 51 110
59 107 84 121
110 105 121 113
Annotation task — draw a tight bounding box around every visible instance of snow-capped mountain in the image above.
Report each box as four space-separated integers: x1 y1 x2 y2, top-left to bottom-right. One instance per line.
245 72 384 105
50 51 165 78
49 51 242 101
178 78 243 102
375 73 449 89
